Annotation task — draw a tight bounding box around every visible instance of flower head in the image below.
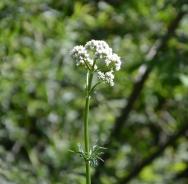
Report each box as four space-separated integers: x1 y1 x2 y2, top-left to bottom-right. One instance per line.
70 40 121 85
85 40 112 60
69 45 97 70
98 70 115 86
105 53 121 71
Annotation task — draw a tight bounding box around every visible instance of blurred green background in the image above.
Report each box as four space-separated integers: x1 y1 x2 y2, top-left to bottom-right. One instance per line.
0 0 188 183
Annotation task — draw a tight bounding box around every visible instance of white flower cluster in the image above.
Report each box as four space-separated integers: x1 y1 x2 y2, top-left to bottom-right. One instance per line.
85 40 121 71
98 70 115 86
70 40 121 86
69 45 96 69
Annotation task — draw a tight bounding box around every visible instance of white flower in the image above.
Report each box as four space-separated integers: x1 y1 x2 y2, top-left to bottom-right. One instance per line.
70 40 121 86
85 40 113 60
98 70 115 86
70 45 96 69
70 46 88 58
85 40 109 51
104 53 121 71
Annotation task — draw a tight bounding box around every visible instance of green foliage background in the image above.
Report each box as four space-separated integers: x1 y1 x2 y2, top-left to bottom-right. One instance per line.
0 0 188 183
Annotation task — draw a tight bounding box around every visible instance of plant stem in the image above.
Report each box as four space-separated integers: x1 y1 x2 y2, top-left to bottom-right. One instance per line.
84 71 93 184
84 95 91 184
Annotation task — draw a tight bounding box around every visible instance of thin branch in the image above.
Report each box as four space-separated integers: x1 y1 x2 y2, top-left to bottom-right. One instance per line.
110 10 185 139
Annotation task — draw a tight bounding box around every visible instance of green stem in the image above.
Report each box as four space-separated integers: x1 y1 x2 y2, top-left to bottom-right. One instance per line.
84 59 97 184
84 71 94 184
84 95 91 184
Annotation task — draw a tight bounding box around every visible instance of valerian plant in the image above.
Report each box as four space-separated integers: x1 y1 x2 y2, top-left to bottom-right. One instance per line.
69 40 121 184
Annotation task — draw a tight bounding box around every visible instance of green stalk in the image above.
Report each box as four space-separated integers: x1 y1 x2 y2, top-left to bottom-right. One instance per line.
84 95 91 184
84 60 96 184
84 71 94 184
